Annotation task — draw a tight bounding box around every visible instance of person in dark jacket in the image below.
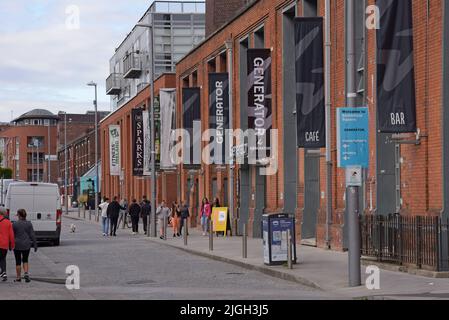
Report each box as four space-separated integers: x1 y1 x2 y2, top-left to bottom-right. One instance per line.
12 209 37 283
179 201 190 236
106 196 125 237
128 199 141 235
140 196 151 235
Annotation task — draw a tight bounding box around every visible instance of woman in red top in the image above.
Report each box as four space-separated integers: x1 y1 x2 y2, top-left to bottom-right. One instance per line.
200 198 212 236
0 207 15 282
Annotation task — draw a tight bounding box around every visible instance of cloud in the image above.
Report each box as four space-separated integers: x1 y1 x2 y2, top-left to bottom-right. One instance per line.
0 0 150 121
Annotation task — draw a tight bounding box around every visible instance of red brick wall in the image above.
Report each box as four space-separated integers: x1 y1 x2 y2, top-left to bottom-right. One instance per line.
100 74 176 203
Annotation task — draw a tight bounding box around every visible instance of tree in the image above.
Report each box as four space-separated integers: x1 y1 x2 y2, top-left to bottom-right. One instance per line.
0 167 12 179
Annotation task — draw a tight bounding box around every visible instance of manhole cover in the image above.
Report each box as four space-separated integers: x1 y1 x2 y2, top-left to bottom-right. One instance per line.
126 279 156 285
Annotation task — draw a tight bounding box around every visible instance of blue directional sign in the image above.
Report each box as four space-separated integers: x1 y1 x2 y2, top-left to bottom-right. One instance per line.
337 107 369 168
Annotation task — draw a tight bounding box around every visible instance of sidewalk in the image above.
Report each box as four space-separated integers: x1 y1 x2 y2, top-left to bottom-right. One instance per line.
64 210 449 300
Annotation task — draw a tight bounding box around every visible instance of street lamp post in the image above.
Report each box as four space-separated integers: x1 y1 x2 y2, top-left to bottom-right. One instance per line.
64 112 69 215
136 20 157 238
87 81 99 218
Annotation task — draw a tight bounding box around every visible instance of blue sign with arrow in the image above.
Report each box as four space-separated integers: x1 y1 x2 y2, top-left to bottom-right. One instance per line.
337 107 369 168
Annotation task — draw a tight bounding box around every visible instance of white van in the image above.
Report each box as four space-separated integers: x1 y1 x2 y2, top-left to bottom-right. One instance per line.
5 182 62 246
0 179 22 206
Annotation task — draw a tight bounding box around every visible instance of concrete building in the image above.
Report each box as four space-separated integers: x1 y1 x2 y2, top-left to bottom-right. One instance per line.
0 109 59 183
106 0 206 111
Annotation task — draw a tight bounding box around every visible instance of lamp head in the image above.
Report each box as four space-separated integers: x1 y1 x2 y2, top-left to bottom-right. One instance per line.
87 81 97 87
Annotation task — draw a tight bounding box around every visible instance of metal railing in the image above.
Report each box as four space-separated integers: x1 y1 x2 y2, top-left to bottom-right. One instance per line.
361 214 446 271
106 73 122 95
123 53 142 78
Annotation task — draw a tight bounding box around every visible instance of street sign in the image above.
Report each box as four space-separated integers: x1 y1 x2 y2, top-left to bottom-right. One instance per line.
345 166 362 187
337 107 369 168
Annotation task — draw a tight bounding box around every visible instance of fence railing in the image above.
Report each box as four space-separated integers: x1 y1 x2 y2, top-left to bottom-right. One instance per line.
360 214 448 271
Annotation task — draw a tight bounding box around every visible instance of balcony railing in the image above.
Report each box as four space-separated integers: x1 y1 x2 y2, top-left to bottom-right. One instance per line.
106 73 122 95
123 53 142 79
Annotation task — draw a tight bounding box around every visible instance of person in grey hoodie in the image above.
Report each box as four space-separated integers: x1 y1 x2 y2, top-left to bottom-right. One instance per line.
12 209 37 283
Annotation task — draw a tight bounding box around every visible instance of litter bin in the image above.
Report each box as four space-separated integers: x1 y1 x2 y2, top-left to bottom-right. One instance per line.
262 213 297 265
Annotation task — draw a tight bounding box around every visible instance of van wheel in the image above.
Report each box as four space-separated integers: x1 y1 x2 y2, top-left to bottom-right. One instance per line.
53 238 60 246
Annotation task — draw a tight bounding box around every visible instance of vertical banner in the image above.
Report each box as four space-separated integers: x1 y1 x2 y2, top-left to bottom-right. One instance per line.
295 17 325 148
247 48 272 160
377 0 416 133
143 110 151 176
182 87 201 168
160 89 176 169
209 73 229 165
109 125 121 176
154 96 161 165
132 108 144 176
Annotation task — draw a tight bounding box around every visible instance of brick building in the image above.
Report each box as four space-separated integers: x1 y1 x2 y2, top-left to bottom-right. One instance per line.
101 73 178 205
173 0 448 257
205 0 253 36
57 111 109 205
0 109 59 183
98 0 449 269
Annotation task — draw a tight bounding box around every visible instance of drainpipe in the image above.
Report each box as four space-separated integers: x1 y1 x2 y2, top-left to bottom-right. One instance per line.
325 0 333 249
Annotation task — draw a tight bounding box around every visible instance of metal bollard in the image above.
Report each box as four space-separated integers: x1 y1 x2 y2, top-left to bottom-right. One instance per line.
183 219 188 246
287 229 292 269
78 205 80 218
83 206 86 219
209 219 213 251
89 208 92 220
242 223 247 259
163 216 168 240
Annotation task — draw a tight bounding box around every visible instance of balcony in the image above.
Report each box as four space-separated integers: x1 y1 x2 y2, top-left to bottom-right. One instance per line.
123 53 142 79
106 73 122 95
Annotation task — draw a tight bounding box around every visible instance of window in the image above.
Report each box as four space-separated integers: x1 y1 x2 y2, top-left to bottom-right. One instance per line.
27 152 44 164
27 136 44 148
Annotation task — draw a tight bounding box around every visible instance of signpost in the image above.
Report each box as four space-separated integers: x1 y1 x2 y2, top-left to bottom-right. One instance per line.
211 207 228 235
337 107 369 169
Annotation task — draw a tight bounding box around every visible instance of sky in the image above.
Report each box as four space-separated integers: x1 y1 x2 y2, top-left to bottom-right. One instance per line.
0 0 154 122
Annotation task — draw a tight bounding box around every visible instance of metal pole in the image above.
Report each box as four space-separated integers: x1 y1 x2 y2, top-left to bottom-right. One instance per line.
94 84 99 228
48 121 51 182
89 207 92 221
184 218 188 246
226 40 235 235
78 202 80 218
64 113 68 215
243 223 247 258
149 20 157 238
287 229 292 269
325 0 333 250
346 0 361 287
209 218 213 251
348 186 361 286
163 215 167 240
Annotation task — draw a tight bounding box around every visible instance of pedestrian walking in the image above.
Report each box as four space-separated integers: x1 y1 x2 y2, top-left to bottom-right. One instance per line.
118 198 129 228
140 196 151 235
179 201 190 236
171 202 181 237
12 209 37 283
129 199 141 235
0 206 15 282
99 197 110 236
200 198 212 236
156 200 171 239
106 196 125 237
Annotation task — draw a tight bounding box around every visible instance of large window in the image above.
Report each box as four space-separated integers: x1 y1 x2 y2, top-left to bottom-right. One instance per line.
27 136 44 148
27 152 44 165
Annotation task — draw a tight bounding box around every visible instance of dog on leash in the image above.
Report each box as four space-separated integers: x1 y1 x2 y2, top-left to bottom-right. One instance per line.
69 224 76 233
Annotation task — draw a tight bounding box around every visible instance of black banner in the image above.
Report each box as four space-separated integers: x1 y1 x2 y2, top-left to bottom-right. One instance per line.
209 73 229 165
247 48 272 160
182 87 201 168
132 108 144 176
295 17 325 148
377 0 416 133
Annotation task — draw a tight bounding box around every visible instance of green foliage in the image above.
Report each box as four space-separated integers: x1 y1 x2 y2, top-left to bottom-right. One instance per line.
0 167 12 179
